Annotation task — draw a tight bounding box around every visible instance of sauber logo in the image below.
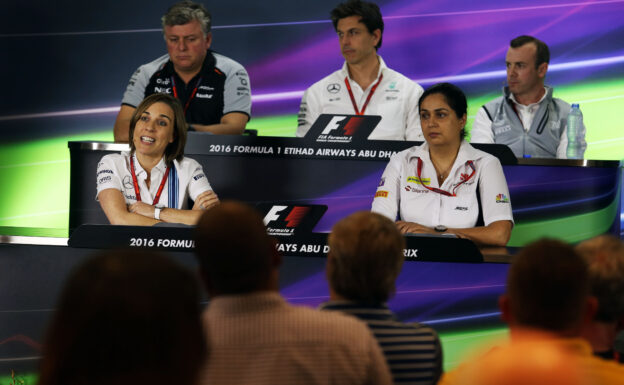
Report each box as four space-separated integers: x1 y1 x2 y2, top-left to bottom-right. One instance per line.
259 204 327 237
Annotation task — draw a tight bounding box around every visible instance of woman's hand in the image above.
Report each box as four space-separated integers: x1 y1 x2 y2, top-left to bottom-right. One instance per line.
128 201 156 218
396 221 435 235
192 190 220 210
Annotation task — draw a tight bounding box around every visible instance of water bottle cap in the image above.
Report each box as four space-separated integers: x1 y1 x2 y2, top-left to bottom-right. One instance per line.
571 103 580 108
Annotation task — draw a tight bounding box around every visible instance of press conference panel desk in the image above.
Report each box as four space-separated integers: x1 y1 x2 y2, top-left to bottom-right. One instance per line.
70 134 622 245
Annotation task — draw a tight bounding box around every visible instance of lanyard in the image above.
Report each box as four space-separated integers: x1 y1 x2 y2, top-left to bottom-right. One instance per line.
130 155 170 205
416 157 476 197
344 74 383 115
171 76 203 115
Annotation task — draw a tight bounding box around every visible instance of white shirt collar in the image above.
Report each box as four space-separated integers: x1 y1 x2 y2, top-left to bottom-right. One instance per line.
509 86 548 107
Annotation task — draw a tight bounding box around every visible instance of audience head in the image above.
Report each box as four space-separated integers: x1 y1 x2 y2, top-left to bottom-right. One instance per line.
162 0 212 36
501 238 596 336
194 201 280 296
128 93 188 166
327 211 405 303
331 0 384 50
418 82 468 140
575 235 624 323
38 250 205 385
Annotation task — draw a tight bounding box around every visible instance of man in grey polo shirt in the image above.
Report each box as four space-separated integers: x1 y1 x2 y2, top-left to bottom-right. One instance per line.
113 1 251 142
470 35 586 158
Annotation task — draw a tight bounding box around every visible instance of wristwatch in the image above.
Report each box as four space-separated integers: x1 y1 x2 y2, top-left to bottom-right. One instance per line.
154 207 161 220
434 225 447 232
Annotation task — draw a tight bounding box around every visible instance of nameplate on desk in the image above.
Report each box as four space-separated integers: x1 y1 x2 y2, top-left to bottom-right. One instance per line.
69 224 196 251
68 224 482 262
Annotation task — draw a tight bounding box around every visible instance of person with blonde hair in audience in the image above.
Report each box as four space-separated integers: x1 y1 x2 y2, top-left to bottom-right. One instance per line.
321 211 442 384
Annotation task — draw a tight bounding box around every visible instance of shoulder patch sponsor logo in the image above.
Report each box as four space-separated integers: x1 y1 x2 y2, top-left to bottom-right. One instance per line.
327 83 341 93
375 190 389 198
407 176 430 185
496 193 510 203
455 206 468 211
193 173 205 181
195 93 213 99
386 96 398 101
199 85 214 91
156 78 170 85
235 70 247 77
97 169 113 176
378 177 385 187
240 78 248 86
389 81 397 89
98 176 112 184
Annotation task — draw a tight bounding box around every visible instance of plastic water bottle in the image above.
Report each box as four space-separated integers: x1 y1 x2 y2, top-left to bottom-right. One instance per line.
566 103 584 159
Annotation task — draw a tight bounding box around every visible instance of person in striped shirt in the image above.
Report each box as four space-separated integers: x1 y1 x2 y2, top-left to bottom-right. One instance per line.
321 211 442 384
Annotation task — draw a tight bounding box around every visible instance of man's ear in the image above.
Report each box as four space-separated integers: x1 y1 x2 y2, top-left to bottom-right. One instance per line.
499 294 513 325
204 32 213 50
582 295 598 326
537 62 548 79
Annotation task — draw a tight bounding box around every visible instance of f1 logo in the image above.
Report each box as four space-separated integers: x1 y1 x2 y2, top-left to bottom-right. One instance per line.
263 205 287 225
320 116 347 135
263 205 311 228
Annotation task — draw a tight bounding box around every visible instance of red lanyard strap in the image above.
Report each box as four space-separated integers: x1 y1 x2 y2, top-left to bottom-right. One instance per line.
171 76 203 115
344 74 383 115
416 157 476 197
130 156 171 205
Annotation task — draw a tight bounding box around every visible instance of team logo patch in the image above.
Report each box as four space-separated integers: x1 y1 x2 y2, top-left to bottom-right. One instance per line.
123 175 134 189
375 190 389 198
327 83 341 93
407 176 430 185
496 193 510 203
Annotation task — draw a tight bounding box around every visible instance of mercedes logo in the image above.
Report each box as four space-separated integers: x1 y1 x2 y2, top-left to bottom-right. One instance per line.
327 83 341 93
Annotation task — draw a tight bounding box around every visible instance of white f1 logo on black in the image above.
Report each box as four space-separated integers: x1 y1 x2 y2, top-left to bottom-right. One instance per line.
263 205 287 225
320 116 347 135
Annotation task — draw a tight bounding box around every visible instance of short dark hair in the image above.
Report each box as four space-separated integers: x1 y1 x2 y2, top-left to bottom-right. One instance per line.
194 201 276 294
418 82 468 139
507 239 590 333
331 0 384 49
510 35 550 68
128 93 188 167
38 250 205 385
576 235 624 322
162 0 212 35
327 211 405 303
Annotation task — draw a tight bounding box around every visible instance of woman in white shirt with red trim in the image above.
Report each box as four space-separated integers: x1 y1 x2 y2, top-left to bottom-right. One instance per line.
372 83 513 246
97 94 218 225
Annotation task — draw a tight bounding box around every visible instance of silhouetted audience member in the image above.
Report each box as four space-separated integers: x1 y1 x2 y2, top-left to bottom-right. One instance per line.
439 238 624 385
194 201 392 385
38 250 205 385
320 211 442 384
576 235 624 362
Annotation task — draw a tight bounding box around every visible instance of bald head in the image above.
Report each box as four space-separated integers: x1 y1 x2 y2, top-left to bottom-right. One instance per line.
194 201 278 295
327 211 405 303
